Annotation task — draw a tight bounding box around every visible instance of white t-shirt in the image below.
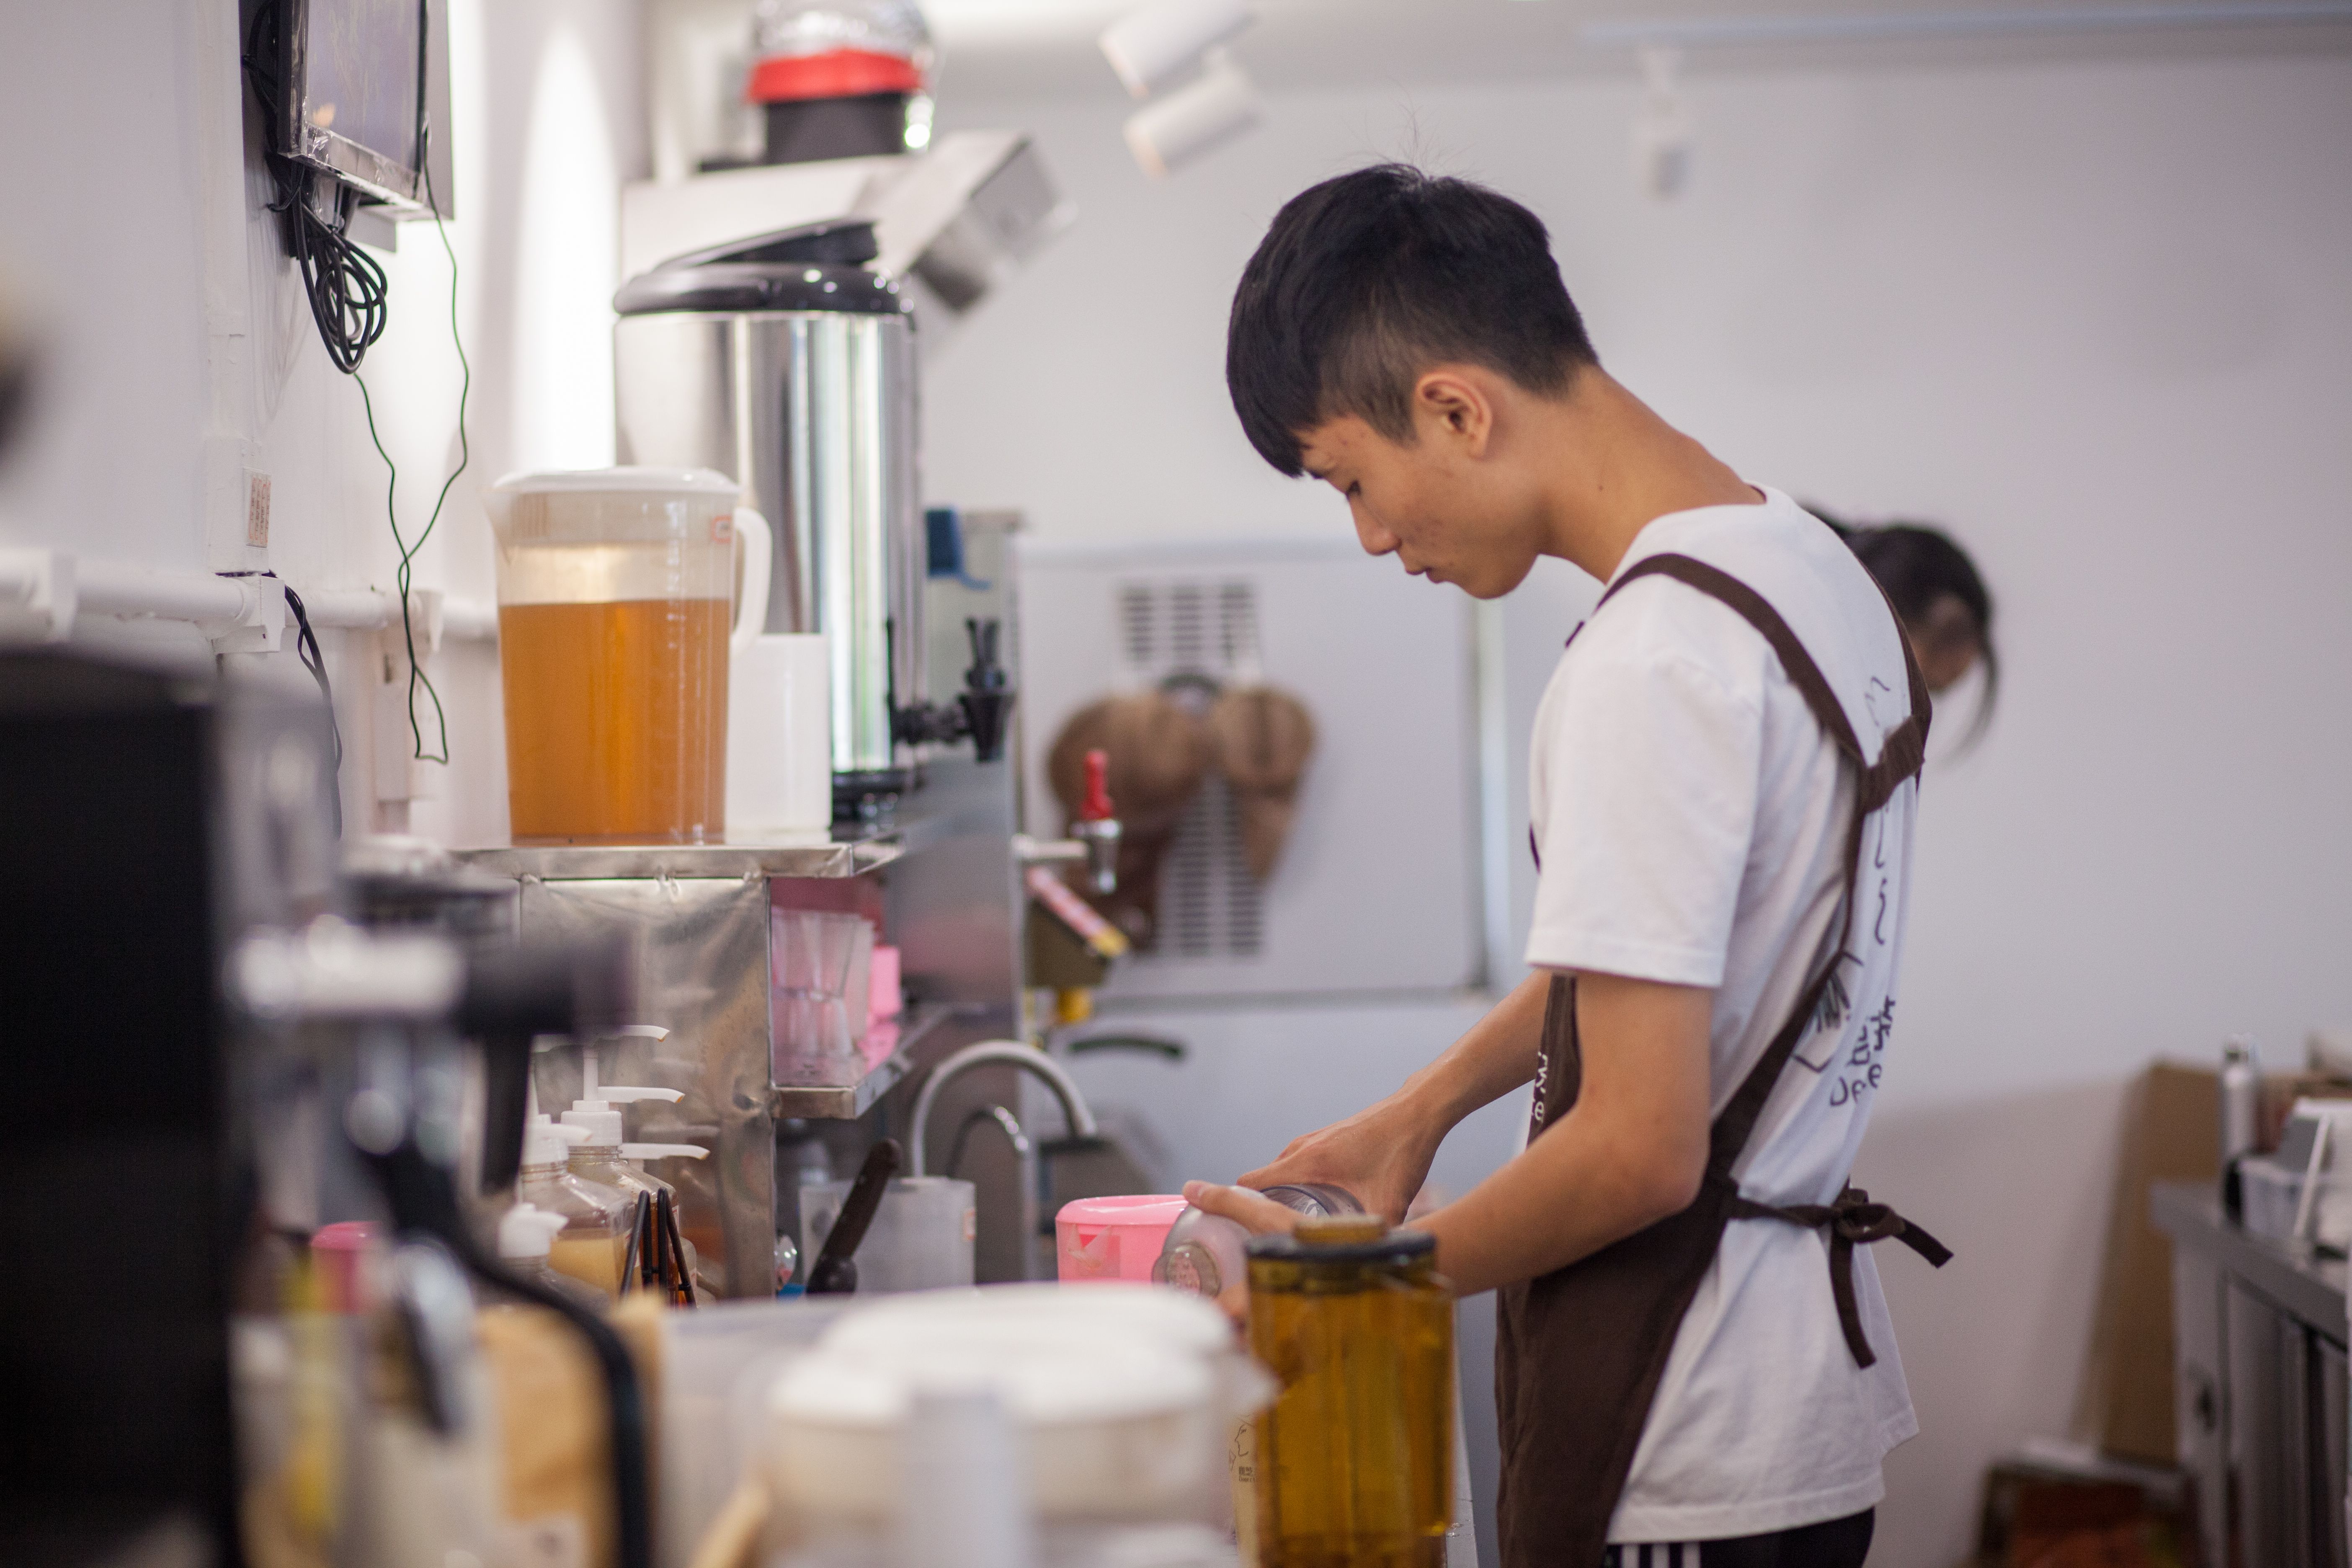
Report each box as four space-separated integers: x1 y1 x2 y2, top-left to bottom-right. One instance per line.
1525 487 1922 1544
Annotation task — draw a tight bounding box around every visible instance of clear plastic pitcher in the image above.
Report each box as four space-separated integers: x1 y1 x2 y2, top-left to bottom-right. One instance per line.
485 468 770 843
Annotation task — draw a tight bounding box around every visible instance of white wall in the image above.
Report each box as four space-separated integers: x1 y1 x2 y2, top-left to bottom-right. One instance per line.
930 49 2352 1565
0 0 647 846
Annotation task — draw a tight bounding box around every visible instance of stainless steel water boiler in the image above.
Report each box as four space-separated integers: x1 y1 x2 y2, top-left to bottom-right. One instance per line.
614 220 926 810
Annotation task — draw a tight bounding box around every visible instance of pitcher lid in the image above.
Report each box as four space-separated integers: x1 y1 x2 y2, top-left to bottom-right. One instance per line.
489 466 739 498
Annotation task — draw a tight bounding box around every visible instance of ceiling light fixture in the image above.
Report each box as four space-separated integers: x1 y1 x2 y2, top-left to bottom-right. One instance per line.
1099 0 1262 176
1630 46 1692 200
1100 0 1254 97
1122 50 1262 177
1581 0 2352 49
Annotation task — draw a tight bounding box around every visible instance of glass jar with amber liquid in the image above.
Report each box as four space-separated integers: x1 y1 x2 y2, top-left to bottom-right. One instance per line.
1245 1217 1454 1568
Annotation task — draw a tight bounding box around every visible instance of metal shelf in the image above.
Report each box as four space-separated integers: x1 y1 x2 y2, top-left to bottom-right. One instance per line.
454 820 919 882
771 1002 957 1121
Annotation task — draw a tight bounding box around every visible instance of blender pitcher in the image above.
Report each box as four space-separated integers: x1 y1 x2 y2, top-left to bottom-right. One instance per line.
485 468 771 843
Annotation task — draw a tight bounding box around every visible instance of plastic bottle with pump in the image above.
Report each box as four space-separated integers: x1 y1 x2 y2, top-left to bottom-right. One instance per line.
559 1048 712 1291
516 1093 632 1302
494 1202 608 1312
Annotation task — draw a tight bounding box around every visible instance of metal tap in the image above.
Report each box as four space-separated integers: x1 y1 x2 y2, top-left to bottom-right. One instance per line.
907 1040 1099 1177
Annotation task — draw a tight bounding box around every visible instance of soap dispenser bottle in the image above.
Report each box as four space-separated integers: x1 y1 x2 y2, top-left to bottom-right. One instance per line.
515 1110 630 1302
559 1056 698 1213
559 1058 714 1289
493 1202 607 1312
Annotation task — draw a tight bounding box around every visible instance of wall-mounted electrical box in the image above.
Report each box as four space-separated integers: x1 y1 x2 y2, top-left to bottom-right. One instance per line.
246 0 455 221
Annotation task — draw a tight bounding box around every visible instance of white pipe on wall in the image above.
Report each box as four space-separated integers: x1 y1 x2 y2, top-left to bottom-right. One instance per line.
1580 0 2352 49
0 547 494 650
76 559 250 624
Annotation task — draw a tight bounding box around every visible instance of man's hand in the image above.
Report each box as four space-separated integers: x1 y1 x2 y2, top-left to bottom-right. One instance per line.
1182 1180 1302 1322
1236 972 1556 1223
1237 1099 1438 1225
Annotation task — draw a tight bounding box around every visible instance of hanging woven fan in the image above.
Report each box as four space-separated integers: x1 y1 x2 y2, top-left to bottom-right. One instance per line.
1205 685 1316 881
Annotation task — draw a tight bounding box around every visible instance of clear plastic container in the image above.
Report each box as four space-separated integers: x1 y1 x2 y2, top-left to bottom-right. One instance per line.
801 1175 975 1293
772 909 869 1076
483 468 750 845
516 1119 633 1302
2239 1151 2352 1244
750 0 932 77
1153 1184 1366 1299
494 1201 608 1312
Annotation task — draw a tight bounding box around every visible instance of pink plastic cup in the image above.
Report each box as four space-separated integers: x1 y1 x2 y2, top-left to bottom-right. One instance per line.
1055 1194 1190 1283
309 1220 378 1313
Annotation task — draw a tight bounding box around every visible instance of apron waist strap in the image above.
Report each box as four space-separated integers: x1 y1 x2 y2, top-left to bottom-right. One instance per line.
1727 1185 1953 1369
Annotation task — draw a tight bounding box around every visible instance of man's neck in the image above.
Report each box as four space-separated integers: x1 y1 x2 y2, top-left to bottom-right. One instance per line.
1528 371 1760 582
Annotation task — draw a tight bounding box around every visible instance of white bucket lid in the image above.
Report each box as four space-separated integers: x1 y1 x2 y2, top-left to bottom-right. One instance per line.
771 1336 1209 1431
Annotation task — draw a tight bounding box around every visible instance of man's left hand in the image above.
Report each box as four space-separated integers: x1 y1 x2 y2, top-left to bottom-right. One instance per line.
1181 1180 1302 1322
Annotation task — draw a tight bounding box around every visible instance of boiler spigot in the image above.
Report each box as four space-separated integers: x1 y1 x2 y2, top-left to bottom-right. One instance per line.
1071 747 1120 896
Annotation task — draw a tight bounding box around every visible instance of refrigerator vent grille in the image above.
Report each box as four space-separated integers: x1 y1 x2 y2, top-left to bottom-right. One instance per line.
1116 577 1264 959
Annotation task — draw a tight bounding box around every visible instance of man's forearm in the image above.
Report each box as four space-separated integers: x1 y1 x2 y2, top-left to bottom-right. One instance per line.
1390 969 1551 1141
1237 971 1555 1222
1415 974 1713 1296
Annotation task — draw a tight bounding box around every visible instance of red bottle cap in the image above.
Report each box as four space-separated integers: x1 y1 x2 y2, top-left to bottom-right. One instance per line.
746 48 925 105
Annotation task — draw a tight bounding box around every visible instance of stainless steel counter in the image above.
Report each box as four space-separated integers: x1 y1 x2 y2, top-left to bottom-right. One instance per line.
2152 1180 2347 1330
2151 1179 2348 1568
454 821 907 881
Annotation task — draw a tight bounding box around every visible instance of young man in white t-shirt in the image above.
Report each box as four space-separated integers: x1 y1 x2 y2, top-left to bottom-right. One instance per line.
1186 165 1948 1566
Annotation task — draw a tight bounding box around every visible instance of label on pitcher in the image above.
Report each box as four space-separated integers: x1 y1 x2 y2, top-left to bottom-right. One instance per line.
712 511 735 543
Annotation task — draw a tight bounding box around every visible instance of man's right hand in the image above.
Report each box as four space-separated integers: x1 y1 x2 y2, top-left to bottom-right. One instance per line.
1238 971 1556 1223
1238 1094 1439 1225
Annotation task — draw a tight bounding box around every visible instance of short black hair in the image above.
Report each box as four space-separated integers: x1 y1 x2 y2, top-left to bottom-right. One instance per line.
1226 163 1598 477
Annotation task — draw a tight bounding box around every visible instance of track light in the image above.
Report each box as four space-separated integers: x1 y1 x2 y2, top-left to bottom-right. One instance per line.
1630 46 1693 199
1099 0 1255 98
1122 51 1262 178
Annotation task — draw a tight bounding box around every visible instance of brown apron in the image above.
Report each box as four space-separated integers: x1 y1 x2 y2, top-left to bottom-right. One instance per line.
1494 554 1954 1566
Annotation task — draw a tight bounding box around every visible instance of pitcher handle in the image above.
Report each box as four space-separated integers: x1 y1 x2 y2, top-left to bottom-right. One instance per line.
732 506 773 652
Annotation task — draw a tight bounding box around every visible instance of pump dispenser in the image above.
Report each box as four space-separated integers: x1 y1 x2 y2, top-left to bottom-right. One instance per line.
560 1055 711 1289
516 1088 631 1302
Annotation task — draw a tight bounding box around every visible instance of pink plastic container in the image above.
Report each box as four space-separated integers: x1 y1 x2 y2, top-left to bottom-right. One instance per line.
1055 1194 1189 1283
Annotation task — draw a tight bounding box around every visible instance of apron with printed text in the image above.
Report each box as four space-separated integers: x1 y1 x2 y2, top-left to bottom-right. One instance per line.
1494 554 1952 1567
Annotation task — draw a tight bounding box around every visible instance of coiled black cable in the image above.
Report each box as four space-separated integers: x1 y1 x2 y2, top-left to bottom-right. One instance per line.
243 3 390 374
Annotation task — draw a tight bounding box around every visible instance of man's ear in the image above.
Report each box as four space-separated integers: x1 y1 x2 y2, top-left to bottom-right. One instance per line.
1412 368 1495 458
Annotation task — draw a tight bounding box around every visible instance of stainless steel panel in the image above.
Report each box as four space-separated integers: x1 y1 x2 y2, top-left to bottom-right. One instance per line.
615 309 923 784
2175 1248 2230 1568
521 875 776 1300
458 833 898 882
888 753 1021 1010
2321 1336 2349 1568
2229 1279 2302 1568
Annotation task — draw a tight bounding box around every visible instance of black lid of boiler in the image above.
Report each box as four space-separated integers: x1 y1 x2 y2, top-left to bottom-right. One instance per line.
613 219 905 317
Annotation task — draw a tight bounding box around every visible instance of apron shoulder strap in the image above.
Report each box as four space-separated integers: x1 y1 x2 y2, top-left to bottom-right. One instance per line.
1597 551 1929 1158
1598 552 1950 1371
1600 552 1932 812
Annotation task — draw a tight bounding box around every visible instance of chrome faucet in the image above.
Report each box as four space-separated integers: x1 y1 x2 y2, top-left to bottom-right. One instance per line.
907 1040 1099 1177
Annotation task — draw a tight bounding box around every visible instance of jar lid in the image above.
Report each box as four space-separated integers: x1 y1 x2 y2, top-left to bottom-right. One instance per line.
1056 1194 1190 1229
1246 1223 1436 1267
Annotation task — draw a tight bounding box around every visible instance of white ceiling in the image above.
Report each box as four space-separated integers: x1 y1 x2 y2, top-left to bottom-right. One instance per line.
921 0 2352 102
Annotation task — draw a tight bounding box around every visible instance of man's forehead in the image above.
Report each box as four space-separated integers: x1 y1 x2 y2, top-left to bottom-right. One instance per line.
1295 415 1375 472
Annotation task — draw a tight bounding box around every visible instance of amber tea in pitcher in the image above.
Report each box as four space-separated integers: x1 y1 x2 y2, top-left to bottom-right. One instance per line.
486 469 755 844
